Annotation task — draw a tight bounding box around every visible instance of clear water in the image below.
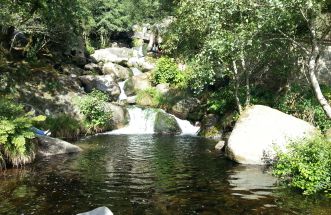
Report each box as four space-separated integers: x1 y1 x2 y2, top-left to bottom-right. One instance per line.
0 135 330 215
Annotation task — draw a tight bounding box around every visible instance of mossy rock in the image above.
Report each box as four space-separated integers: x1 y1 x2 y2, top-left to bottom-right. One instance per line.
154 111 181 134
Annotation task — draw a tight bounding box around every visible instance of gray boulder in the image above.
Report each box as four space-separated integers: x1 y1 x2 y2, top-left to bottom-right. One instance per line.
127 57 155 72
171 98 202 121
79 75 120 101
91 47 134 64
124 73 152 96
104 103 129 129
154 111 181 134
77 207 113 215
225 105 318 165
37 136 82 157
103 62 133 81
198 114 222 141
84 63 102 74
156 83 170 94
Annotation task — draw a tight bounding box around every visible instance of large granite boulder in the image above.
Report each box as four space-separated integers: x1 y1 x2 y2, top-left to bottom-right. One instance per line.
104 103 129 129
154 111 181 134
77 207 113 215
225 105 318 165
91 47 133 64
171 98 202 121
37 136 82 157
79 75 120 101
103 62 133 81
124 73 152 96
127 57 155 72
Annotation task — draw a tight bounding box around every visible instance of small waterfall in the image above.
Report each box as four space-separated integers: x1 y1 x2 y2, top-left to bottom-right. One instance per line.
108 107 200 136
118 81 127 101
107 107 157 134
174 116 200 135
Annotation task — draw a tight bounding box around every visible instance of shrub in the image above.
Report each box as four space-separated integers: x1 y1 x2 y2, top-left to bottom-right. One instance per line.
0 98 45 168
152 57 181 85
277 85 331 132
136 88 164 108
76 90 112 133
273 136 331 195
39 114 83 140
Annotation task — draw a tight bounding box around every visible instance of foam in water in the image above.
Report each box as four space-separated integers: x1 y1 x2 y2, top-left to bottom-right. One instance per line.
118 81 127 100
107 107 157 134
107 107 200 135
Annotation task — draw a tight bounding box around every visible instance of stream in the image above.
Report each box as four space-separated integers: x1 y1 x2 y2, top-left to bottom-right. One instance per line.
0 135 330 215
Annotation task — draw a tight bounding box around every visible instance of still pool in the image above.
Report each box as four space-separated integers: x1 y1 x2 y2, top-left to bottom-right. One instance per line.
0 135 330 214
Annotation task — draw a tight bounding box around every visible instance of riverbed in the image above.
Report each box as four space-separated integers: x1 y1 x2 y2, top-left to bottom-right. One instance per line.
0 135 330 214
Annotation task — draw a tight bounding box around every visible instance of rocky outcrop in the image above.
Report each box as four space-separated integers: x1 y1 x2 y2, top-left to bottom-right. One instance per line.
77 207 113 215
91 47 134 64
156 83 170 94
104 103 129 129
103 62 133 81
124 73 152 96
84 63 102 74
37 136 82 157
79 75 120 101
127 57 155 72
154 111 181 134
171 98 202 121
225 105 318 165
198 114 222 141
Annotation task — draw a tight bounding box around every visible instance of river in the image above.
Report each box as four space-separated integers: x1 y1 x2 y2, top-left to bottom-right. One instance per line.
0 135 330 214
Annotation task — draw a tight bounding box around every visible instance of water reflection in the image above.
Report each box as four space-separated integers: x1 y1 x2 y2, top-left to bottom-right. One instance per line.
0 135 330 215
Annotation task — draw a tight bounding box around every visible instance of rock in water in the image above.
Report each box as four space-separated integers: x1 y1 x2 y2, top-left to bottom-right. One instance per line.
225 105 318 165
77 207 113 215
37 136 82 157
154 111 182 134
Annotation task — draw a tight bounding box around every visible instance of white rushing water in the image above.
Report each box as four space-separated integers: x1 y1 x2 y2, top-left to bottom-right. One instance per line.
107 107 200 135
118 81 127 101
107 107 157 134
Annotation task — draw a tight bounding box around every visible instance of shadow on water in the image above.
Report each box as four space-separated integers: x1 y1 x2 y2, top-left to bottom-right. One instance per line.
0 135 330 215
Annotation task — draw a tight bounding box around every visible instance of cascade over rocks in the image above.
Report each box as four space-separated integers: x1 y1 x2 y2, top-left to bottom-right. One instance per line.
103 62 133 81
154 111 182 134
37 136 82 157
225 105 318 165
79 75 120 101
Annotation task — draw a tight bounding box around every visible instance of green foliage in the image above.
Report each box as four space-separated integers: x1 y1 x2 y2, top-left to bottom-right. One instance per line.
151 57 188 88
39 114 83 140
273 136 331 195
207 89 237 116
77 90 112 133
136 88 164 108
277 85 331 131
0 98 45 168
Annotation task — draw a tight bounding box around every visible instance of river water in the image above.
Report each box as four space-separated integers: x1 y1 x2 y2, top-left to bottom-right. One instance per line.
0 135 330 215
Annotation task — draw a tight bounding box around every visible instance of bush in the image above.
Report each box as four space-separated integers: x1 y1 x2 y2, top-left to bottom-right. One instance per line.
152 57 184 87
273 136 331 195
76 90 112 133
0 98 45 168
277 85 331 132
136 88 164 108
39 114 84 140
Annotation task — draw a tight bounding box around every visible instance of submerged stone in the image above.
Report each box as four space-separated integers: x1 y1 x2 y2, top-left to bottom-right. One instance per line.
37 136 82 157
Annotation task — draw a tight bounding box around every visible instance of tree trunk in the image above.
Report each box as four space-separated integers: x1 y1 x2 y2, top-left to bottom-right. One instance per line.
308 28 331 119
240 52 250 105
232 60 242 114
